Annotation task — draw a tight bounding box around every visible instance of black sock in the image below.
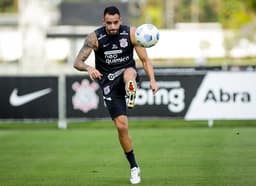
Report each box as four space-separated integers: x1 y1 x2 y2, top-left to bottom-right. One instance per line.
125 150 138 169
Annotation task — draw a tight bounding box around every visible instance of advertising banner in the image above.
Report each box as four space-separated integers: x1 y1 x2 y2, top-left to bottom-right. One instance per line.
66 76 109 118
1 71 255 121
66 73 205 119
185 72 256 120
0 76 58 119
128 74 204 118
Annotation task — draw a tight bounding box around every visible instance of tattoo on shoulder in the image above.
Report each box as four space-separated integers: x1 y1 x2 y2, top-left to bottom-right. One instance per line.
85 33 97 49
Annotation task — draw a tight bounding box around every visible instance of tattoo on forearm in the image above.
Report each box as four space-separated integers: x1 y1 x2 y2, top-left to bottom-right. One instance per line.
78 46 91 61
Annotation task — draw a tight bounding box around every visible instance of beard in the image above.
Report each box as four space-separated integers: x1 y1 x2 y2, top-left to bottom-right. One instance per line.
106 28 119 35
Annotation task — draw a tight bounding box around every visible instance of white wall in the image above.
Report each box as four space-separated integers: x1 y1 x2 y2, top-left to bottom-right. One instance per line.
1 28 256 64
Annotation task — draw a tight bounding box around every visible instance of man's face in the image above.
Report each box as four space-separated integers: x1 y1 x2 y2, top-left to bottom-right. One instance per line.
103 13 121 35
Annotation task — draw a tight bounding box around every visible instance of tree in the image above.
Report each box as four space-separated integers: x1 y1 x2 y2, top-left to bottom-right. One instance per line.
0 0 17 13
244 0 256 13
218 0 252 29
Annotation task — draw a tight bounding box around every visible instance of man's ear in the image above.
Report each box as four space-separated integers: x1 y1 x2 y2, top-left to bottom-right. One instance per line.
120 16 123 24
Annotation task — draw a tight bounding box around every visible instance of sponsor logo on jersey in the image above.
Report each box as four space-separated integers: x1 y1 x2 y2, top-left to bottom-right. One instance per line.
120 30 128 35
112 44 119 49
98 34 106 40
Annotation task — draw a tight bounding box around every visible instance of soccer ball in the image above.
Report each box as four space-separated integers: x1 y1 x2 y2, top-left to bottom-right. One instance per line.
135 24 159 48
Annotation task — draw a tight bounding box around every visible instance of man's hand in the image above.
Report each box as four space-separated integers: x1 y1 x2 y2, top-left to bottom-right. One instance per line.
86 66 103 80
150 80 158 95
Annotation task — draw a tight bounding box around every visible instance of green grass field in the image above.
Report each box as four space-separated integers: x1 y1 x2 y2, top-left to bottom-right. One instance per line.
0 120 256 186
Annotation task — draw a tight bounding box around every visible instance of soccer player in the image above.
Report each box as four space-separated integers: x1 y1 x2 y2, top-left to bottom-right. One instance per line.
73 6 158 184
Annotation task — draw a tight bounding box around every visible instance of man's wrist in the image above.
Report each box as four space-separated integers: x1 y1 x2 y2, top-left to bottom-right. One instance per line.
150 78 156 83
85 65 90 71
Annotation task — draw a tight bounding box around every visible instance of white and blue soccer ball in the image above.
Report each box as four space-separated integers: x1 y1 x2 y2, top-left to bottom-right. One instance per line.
135 24 159 48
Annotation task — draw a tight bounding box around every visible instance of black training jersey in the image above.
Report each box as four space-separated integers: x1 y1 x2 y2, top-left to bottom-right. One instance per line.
94 25 136 75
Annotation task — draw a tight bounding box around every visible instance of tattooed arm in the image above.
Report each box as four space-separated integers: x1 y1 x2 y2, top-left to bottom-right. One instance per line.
73 32 103 80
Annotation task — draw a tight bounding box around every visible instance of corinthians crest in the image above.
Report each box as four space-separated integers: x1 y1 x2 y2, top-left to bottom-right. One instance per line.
72 79 99 113
119 38 128 48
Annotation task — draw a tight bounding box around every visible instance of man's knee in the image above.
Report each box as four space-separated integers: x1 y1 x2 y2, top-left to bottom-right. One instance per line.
114 115 129 133
124 68 137 79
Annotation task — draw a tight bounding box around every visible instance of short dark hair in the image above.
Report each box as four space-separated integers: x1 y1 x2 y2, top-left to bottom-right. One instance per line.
104 6 120 17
